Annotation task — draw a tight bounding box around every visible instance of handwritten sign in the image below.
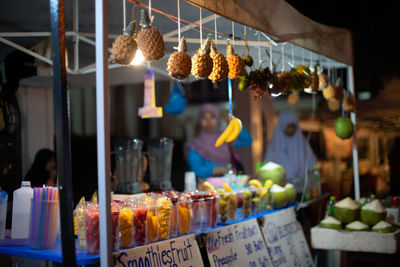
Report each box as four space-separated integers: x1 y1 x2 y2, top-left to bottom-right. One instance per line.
113 235 203 267
206 219 273 267
262 208 313 267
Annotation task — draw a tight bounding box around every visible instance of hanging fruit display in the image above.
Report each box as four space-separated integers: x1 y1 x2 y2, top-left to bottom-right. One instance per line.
110 21 138 65
318 72 328 90
208 40 229 82
327 100 341 111
167 37 191 81
191 35 213 79
276 71 292 95
226 42 245 79
137 9 165 62
343 96 355 112
334 117 354 139
215 115 242 147
287 93 300 106
310 65 320 92
248 68 273 100
323 84 343 102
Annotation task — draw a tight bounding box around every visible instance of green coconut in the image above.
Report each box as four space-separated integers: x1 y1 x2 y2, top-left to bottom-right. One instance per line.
360 199 386 226
284 183 296 204
333 197 359 224
345 221 369 231
258 162 286 186
270 184 288 209
371 221 396 233
319 216 342 230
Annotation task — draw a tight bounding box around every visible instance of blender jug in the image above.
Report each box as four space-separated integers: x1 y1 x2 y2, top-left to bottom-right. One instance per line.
148 137 174 191
114 139 143 194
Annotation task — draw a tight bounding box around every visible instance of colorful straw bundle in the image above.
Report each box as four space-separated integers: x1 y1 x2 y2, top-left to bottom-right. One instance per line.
29 187 59 249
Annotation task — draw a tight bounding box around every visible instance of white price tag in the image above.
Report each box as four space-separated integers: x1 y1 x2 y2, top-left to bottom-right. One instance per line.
113 235 203 267
262 208 313 267
206 219 273 267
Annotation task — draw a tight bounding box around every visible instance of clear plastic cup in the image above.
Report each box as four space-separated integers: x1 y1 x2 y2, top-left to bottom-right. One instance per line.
118 201 135 249
132 199 147 246
74 201 88 250
217 191 230 224
188 191 204 232
242 188 252 218
144 194 159 243
177 194 192 235
202 192 216 230
164 191 179 238
156 196 172 241
250 187 261 216
236 191 244 220
228 192 237 221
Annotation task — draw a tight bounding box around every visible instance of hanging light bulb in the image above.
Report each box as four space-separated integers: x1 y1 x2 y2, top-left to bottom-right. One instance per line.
130 49 144 66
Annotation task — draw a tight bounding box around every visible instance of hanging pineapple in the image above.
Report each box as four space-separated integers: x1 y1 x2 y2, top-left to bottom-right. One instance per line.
276 71 292 94
167 37 191 81
208 41 229 82
226 42 245 79
310 65 319 92
191 35 213 78
110 21 138 65
318 72 328 89
327 100 340 111
137 9 165 62
343 96 355 112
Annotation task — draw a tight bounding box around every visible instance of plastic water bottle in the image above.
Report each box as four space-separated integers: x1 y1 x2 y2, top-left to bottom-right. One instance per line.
325 196 336 218
11 181 33 239
0 190 8 239
224 164 236 187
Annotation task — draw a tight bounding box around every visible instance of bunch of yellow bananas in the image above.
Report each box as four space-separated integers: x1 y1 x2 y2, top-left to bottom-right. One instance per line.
215 116 242 147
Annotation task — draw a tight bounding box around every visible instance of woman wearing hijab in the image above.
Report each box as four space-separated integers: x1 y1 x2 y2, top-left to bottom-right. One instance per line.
264 110 317 183
25 148 57 187
186 103 252 179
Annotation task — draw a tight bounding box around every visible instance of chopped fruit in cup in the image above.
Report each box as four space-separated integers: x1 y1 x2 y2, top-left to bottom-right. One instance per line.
188 191 205 232
144 194 159 243
164 191 179 238
202 191 215 230
250 187 261 215
236 191 244 220
133 205 147 246
243 190 252 218
118 203 134 248
177 194 192 235
156 196 172 241
111 203 121 251
217 190 230 224
74 199 87 250
229 192 237 220
84 204 100 254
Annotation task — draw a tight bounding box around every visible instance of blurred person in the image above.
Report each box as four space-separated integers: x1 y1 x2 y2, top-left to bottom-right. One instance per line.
264 110 317 183
186 103 252 180
25 149 56 187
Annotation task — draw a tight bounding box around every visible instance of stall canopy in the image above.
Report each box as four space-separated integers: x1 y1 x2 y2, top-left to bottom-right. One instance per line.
186 0 354 66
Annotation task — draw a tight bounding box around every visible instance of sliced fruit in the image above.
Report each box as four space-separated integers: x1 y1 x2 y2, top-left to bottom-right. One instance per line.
203 181 215 191
264 179 274 189
223 183 232 193
249 179 262 188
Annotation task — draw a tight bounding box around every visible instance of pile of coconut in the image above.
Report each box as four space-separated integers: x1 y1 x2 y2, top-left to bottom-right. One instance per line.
319 197 397 233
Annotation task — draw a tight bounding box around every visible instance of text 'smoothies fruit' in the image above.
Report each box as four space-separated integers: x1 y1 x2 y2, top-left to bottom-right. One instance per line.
345 220 369 231
258 162 286 186
333 197 359 224
360 199 386 226
226 43 245 79
371 221 396 233
319 216 342 230
191 35 213 78
166 37 191 81
110 21 138 65
137 9 165 62
334 117 353 139
208 41 229 82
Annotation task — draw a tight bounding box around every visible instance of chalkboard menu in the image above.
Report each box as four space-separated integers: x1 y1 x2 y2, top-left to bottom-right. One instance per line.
113 235 203 267
205 219 273 267
261 208 313 267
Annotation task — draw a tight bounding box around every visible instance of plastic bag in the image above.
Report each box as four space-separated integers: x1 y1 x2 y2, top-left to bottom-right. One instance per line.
164 83 186 114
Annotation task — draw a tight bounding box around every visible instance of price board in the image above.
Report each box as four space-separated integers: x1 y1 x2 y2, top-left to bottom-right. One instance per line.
113 235 203 267
262 208 313 267
205 219 273 267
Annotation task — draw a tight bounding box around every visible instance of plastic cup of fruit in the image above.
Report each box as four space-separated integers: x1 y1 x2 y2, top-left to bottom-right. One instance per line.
177 193 192 235
210 191 219 227
118 201 135 249
235 190 244 220
249 187 261 216
242 189 252 218
74 201 88 250
84 202 120 254
156 196 172 241
228 192 237 221
259 187 269 213
188 191 205 232
217 191 230 224
144 194 160 243
202 191 215 230
164 191 179 238
132 200 147 247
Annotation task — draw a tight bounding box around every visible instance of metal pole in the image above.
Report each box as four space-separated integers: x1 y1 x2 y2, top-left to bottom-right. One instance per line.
73 0 79 72
347 66 360 200
49 0 76 265
95 0 112 265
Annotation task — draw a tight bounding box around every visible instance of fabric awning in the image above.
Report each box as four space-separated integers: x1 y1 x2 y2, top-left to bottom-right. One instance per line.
185 0 354 65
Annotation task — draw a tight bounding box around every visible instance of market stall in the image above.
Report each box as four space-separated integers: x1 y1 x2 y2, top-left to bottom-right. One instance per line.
0 0 372 266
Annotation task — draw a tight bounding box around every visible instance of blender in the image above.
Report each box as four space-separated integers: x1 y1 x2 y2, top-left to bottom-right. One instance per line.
114 139 143 194
148 137 174 191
